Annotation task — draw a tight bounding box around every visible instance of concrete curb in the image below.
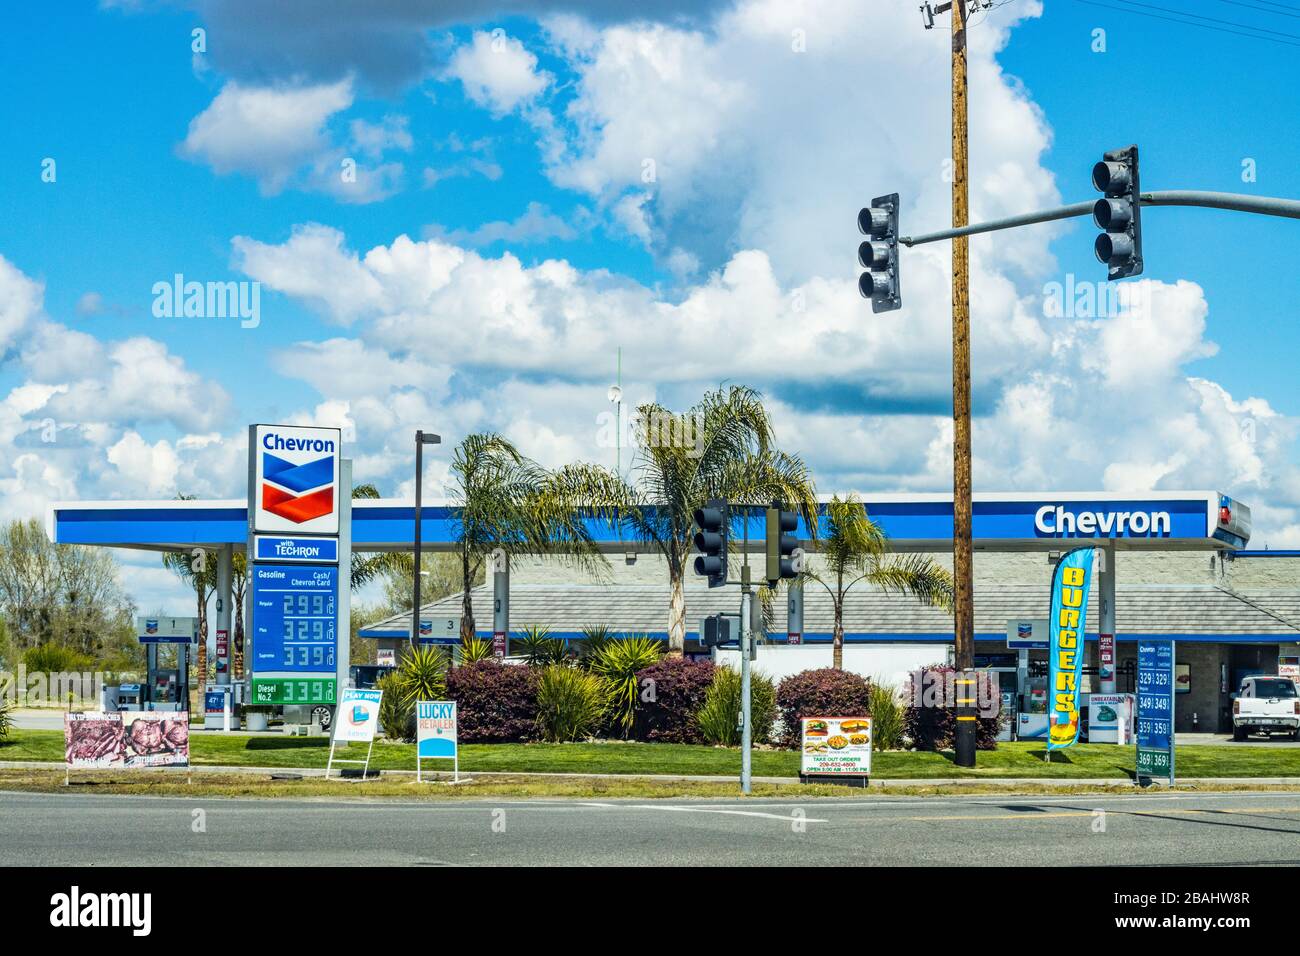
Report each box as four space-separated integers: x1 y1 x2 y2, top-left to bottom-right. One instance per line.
4 760 1300 789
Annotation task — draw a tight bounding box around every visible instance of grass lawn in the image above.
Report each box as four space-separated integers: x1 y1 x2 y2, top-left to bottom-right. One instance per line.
6 729 1300 779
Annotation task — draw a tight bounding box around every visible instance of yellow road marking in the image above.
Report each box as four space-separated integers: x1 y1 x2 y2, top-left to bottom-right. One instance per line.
908 807 1300 822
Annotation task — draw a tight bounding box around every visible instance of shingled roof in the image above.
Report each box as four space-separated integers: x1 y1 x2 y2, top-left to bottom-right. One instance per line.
362 583 1300 642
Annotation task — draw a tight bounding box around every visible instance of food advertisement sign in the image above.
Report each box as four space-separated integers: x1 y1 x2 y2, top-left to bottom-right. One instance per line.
64 712 190 768
800 717 872 776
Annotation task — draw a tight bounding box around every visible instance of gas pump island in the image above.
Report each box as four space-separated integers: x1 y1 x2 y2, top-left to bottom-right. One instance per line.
244 425 347 728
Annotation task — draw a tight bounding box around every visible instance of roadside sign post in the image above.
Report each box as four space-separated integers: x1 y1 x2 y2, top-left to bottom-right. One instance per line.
799 717 872 784
1136 639 1176 786
416 700 459 784
739 562 752 796
326 688 382 780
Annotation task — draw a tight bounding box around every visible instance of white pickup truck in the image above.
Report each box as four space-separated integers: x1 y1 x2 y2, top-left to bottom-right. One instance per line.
1232 676 1300 741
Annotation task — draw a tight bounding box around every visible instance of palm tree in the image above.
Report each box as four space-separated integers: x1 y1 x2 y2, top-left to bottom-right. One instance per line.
231 550 247 679
620 385 818 656
161 547 216 698
801 494 954 669
446 433 627 642
350 483 415 590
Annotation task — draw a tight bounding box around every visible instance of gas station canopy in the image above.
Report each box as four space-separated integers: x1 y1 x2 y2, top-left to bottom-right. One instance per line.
47 490 1251 553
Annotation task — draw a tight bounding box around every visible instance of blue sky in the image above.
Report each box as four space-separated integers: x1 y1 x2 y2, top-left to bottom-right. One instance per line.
2 0 1299 612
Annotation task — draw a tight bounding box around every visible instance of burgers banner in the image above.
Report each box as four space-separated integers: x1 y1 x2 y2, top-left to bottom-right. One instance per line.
1048 547 1096 751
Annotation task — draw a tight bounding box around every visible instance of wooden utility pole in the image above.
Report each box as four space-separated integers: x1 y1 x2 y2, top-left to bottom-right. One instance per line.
951 0 973 671
924 0 978 766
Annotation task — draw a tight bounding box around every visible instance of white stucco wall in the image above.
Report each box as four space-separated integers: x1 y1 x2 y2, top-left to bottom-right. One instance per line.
713 643 949 690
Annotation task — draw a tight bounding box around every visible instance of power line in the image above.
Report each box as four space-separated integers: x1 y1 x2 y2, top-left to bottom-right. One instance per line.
1214 0 1300 19
1070 0 1300 47
1232 0 1300 13
1110 0 1300 41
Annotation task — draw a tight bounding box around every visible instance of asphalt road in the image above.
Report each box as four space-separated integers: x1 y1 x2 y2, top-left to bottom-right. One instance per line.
5 789 1300 866
16 710 1300 745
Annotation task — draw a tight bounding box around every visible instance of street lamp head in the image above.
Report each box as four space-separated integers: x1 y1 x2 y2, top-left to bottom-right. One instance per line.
607 384 622 404
417 431 442 445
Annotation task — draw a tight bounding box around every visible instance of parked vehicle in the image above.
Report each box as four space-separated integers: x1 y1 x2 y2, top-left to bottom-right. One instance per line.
1232 676 1300 741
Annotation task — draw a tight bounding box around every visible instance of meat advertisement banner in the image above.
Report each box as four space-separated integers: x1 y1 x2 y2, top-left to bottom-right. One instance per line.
64 712 190 768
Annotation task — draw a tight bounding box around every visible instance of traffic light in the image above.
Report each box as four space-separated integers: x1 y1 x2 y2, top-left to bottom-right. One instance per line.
858 192 901 312
693 498 728 588
765 504 802 585
701 613 739 648
1092 145 1143 280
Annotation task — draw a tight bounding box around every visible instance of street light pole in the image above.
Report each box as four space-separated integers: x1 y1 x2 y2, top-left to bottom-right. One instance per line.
412 430 442 650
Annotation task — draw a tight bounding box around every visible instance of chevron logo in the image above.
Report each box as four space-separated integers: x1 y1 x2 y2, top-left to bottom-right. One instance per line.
261 452 335 524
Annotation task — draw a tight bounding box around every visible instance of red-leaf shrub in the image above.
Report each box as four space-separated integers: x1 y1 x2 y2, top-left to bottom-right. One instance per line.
775 668 872 748
632 657 717 744
446 660 539 743
902 666 1002 751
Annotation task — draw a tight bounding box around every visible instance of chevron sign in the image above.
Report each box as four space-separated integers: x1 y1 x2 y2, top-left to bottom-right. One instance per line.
250 424 341 534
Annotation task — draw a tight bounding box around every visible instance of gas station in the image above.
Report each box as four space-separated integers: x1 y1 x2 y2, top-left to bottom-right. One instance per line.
46 422 1288 740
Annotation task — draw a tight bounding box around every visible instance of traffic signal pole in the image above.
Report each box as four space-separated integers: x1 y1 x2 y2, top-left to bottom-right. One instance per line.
949 0 978 768
899 190 1300 248
740 551 752 796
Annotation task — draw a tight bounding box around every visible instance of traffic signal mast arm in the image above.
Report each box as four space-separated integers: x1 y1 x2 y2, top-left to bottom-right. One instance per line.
897 190 1300 248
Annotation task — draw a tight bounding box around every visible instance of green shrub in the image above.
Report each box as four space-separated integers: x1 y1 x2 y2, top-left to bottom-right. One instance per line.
586 636 664 736
868 679 905 751
632 657 716 744
23 643 95 674
514 624 568 666
695 666 776 746
902 666 1002 751
775 668 872 748
534 665 607 743
376 672 414 741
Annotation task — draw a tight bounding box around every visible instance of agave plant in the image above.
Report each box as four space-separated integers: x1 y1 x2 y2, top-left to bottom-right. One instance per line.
391 645 449 706
514 624 569 666
586 636 665 736
459 636 495 664
374 672 413 741
575 623 614 662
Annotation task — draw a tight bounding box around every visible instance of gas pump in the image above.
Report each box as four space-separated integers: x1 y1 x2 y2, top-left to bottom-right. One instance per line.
1018 660 1051 740
134 616 198 712
144 642 189 711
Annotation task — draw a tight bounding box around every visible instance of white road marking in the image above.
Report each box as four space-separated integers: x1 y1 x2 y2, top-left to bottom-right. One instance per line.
578 801 828 822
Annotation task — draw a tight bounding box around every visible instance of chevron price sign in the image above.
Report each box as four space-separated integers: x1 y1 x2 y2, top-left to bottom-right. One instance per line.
249 424 341 535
